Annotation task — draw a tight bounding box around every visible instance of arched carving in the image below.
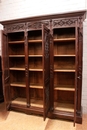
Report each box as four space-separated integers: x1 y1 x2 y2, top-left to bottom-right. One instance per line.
27 21 50 30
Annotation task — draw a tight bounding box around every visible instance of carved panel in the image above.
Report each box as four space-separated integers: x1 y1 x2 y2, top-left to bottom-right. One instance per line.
78 16 83 27
52 18 77 28
78 16 83 38
27 20 50 30
79 29 83 43
43 25 50 118
78 66 82 80
24 31 28 46
5 23 25 33
50 65 53 78
45 32 49 59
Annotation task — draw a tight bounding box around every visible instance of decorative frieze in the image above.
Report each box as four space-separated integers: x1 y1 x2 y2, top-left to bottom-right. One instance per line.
5 23 25 32
27 20 50 30
52 18 77 27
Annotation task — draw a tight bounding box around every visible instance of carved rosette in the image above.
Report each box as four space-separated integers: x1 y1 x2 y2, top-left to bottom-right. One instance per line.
27 21 50 30
52 18 77 28
5 23 25 33
25 65 28 77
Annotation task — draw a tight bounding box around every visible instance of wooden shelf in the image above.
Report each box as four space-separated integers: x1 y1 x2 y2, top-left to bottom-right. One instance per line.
54 38 76 42
30 99 43 108
10 82 26 87
9 55 25 57
54 55 75 57
11 98 26 105
54 102 74 112
9 67 25 71
30 84 43 89
29 55 42 57
29 68 43 71
11 98 43 108
8 41 24 44
54 85 75 91
28 40 42 43
54 68 75 72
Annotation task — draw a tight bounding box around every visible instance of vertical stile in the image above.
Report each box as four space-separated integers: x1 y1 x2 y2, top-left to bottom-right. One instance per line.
42 24 45 120
2 31 10 110
74 21 78 126
50 34 54 113
42 24 50 120
25 23 30 107
50 20 54 113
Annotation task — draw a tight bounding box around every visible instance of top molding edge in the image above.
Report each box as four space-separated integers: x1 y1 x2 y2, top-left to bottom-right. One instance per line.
0 10 86 25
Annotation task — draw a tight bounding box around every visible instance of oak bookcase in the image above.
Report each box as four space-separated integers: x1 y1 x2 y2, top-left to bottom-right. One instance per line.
0 10 86 124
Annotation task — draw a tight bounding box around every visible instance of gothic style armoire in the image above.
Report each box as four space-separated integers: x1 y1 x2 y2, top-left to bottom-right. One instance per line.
0 10 86 125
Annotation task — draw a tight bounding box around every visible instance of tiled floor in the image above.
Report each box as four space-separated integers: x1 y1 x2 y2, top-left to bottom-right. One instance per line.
0 102 87 130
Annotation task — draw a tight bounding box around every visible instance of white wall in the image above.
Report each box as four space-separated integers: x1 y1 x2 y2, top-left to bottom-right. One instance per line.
0 0 87 114
82 20 87 114
0 0 86 21
0 24 3 55
82 0 87 115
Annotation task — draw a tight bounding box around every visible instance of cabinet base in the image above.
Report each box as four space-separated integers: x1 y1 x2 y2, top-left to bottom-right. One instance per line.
10 104 82 124
48 109 82 124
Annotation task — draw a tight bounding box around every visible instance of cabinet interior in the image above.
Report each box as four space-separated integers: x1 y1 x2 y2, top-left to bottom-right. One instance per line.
28 29 43 108
53 27 75 112
53 27 75 39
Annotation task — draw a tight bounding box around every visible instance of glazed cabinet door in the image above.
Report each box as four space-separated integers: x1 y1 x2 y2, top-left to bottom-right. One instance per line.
2 31 10 110
42 24 50 120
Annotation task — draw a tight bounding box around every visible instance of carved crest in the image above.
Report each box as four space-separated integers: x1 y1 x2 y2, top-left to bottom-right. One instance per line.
27 21 50 30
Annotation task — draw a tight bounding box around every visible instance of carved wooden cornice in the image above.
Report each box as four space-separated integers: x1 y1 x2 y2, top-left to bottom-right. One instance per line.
0 10 86 25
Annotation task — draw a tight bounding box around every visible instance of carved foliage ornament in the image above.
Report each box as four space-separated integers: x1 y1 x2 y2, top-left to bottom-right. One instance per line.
45 31 49 59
